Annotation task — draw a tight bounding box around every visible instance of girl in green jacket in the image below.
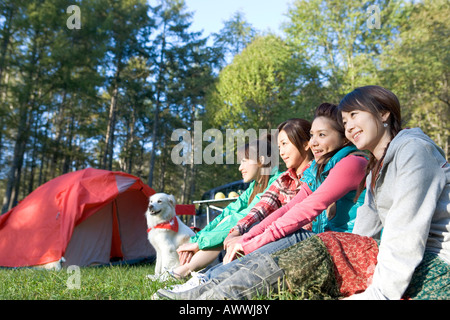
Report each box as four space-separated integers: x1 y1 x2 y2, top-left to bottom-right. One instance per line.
171 134 282 279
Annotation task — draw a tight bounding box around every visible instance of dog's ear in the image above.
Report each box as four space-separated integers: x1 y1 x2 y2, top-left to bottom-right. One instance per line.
167 194 176 208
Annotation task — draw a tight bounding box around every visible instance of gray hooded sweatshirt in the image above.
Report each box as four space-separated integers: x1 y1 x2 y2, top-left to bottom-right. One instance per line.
351 128 450 300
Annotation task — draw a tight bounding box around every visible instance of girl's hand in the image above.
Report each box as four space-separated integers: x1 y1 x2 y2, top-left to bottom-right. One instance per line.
177 242 199 265
224 229 241 248
224 235 243 251
223 242 244 264
178 250 194 265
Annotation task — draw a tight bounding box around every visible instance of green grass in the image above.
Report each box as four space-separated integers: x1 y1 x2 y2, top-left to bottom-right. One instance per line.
0 263 302 300
0 263 182 300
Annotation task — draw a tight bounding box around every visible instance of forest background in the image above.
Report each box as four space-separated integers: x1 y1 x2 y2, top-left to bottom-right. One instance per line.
0 0 448 213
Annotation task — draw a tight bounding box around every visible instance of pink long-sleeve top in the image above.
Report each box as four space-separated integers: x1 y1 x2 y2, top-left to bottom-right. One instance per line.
240 155 368 254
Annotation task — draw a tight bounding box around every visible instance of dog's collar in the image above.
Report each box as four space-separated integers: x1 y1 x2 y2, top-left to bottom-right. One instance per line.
147 216 179 233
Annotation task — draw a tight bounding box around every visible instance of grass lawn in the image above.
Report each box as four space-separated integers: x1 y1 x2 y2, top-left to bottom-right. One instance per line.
0 262 297 300
0 263 310 320
0 263 181 300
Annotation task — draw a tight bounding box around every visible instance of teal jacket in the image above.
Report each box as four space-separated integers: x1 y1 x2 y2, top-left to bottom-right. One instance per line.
190 169 282 250
300 145 366 234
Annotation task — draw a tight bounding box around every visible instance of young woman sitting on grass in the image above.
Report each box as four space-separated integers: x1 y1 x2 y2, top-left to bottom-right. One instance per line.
337 85 450 299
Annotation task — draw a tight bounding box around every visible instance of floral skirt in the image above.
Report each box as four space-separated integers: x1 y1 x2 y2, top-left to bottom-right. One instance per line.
272 231 450 300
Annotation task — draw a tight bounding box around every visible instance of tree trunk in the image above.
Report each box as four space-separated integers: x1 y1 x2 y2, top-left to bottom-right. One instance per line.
125 107 136 174
1 27 40 213
62 111 75 174
0 4 14 90
103 52 123 171
49 91 66 178
27 117 40 195
180 164 188 204
2 110 28 213
103 85 118 171
188 107 196 203
148 25 167 187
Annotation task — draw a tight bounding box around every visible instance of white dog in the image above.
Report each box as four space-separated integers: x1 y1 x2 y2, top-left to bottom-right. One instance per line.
145 193 195 279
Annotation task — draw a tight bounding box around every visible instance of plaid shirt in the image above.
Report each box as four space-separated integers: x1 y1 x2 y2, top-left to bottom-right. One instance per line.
234 166 309 234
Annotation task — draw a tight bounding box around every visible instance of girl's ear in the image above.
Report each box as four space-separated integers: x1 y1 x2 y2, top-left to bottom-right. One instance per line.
380 111 391 123
303 141 310 152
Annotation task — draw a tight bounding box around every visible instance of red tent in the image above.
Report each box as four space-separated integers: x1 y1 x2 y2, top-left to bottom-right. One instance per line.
0 168 156 268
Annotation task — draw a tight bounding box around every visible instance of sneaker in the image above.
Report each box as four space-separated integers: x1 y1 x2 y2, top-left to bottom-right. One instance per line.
169 271 207 293
155 277 216 300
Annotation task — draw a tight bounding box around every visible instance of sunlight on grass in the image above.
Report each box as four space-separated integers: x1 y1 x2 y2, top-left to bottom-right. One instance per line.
0 263 300 300
0 263 180 300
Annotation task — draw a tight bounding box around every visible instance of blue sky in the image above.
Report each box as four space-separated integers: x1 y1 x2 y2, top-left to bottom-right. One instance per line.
184 0 293 37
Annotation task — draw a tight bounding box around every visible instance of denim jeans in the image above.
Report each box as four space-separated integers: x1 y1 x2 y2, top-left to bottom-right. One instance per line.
202 228 315 281
196 231 328 300
197 251 285 300
155 228 315 300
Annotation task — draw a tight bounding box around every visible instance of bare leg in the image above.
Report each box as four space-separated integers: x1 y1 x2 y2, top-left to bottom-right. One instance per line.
173 247 222 278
